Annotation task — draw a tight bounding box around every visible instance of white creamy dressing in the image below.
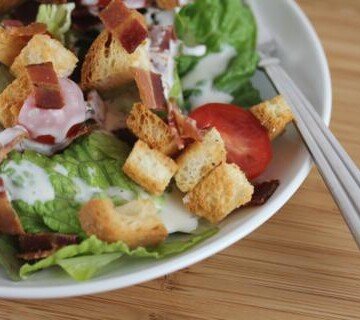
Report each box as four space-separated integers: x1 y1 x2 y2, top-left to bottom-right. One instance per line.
182 45 236 108
15 138 73 156
107 187 135 202
72 177 102 203
18 78 87 144
0 160 55 205
158 190 198 234
181 44 207 57
53 164 69 176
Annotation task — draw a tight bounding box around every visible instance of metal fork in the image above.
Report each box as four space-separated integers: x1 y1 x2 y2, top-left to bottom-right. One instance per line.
258 40 360 247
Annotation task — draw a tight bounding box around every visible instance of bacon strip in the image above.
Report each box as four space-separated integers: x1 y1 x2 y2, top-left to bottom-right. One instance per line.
149 25 175 51
26 62 64 110
99 0 148 54
133 68 167 111
247 180 280 206
18 233 79 260
0 178 24 235
1 19 23 28
6 22 47 38
167 99 202 149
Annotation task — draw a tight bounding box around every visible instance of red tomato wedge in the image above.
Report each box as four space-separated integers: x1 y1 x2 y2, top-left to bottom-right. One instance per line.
190 103 272 180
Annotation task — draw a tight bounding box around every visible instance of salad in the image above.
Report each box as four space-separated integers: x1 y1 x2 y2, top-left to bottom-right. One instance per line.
0 0 293 282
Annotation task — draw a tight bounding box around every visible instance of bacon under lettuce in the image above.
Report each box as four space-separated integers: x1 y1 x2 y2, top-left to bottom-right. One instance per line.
133 68 167 111
17 233 79 260
26 62 65 110
99 0 148 54
0 178 24 235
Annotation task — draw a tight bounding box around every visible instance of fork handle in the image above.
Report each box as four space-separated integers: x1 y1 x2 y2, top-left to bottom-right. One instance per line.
261 62 360 247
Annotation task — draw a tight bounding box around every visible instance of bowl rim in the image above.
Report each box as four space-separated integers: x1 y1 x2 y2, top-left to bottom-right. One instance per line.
0 0 332 299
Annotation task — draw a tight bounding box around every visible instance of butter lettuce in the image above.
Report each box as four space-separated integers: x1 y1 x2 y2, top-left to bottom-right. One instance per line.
175 0 260 107
36 3 75 43
20 228 218 281
0 132 138 235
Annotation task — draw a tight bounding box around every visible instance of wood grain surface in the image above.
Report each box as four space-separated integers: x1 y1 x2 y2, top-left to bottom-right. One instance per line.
1 1 360 319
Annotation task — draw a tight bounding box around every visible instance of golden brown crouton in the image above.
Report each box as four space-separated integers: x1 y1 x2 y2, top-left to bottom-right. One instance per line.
175 128 226 193
81 30 151 92
11 34 78 78
126 103 178 156
0 75 31 128
79 198 167 248
250 95 294 140
0 0 23 14
184 163 254 224
123 140 178 195
0 27 28 66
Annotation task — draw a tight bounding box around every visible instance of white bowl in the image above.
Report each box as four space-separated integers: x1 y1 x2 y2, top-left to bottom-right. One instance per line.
0 0 332 299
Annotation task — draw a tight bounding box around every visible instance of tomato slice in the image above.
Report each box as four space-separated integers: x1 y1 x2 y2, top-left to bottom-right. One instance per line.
190 103 272 180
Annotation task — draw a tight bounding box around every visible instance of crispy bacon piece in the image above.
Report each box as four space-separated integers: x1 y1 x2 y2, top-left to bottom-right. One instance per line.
149 25 175 51
167 99 202 149
26 62 64 110
0 178 24 235
6 22 47 38
18 233 79 260
1 19 23 28
247 180 280 206
99 0 148 53
133 68 167 111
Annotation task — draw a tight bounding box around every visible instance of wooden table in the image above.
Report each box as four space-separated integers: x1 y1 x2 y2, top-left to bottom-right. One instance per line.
1 1 360 319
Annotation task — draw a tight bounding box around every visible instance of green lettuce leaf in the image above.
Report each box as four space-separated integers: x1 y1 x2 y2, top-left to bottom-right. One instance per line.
0 132 139 235
175 0 260 107
20 228 218 281
0 235 21 281
36 3 75 43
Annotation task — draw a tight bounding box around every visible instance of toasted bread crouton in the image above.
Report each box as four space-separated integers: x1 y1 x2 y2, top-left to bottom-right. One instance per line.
123 140 178 195
127 103 177 156
11 34 78 78
184 163 254 224
0 75 31 128
79 198 167 248
0 27 28 66
175 128 226 193
0 0 23 14
250 95 294 140
81 30 151 92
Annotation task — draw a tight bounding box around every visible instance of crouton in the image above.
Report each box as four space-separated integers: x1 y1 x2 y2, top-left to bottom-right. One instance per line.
10 34 78 78
79 198 167 248
250 95 294 140
123 140 178 195
184 163 254 224
81 30 151 92
0 0 23 14
126 103 178 156
0 75 31 128
0 27 28 66
175 128 226 193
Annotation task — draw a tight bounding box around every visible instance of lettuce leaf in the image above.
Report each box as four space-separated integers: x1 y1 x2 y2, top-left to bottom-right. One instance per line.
20 227 218 281
36 3 75 43
0 236 21 281
175 0 260 107
0 132 139 235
